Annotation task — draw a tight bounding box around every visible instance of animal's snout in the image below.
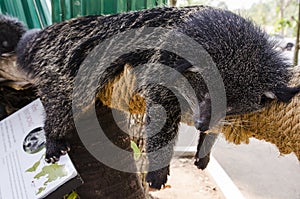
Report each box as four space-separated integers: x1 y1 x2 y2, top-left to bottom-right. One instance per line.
194 120 209 132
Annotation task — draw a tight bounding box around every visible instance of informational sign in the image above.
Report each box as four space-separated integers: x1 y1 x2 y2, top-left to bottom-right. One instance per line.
0 99 82 199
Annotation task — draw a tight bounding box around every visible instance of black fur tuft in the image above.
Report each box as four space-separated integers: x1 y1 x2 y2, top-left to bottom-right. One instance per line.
0 15 27 55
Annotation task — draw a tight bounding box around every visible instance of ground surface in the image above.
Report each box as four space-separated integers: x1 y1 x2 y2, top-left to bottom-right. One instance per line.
213 137 300 199
150 158 225 199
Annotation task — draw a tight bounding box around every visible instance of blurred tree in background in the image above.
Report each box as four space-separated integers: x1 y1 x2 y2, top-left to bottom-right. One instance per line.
248 0 298 37
177 0 300 65
275 0 297 36
178 0 298 37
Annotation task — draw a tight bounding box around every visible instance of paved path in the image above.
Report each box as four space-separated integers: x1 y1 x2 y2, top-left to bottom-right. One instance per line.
150 158 225 199
212 137 300 199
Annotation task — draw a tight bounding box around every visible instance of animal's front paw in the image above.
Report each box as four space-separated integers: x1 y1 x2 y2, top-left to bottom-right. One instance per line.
146 166 169 190
194 154 210 170
45 139 70 163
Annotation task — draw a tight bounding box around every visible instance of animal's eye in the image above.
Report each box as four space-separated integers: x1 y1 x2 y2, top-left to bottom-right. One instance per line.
2 41 8 47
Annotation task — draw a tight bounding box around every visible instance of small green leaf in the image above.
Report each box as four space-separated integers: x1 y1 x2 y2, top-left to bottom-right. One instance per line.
65 191 79 199
130 141 141 160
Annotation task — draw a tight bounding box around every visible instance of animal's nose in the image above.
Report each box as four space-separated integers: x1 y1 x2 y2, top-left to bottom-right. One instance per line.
194 120 209 132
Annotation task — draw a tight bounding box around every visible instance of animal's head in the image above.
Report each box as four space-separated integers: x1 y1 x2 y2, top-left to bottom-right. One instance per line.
0 15 26 55
186 8 300 131
193 84 300 132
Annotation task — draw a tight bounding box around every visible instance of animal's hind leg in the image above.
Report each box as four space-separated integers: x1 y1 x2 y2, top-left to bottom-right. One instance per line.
144 85 181 189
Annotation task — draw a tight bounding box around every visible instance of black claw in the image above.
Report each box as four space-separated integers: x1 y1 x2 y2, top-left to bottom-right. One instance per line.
45 139 70 163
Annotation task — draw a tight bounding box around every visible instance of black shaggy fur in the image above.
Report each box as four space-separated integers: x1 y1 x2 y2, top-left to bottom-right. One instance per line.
0 15 26 55
1 6 300 189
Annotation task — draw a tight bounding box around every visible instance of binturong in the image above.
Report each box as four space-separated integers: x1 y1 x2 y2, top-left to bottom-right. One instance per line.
1 6 300 190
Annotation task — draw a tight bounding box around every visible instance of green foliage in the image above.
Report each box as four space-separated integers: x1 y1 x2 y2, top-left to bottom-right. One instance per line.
275 18 296 33
181 0 299 37
273 0 298 36
246 1 275 25
64 191 80 199
130 140 142 160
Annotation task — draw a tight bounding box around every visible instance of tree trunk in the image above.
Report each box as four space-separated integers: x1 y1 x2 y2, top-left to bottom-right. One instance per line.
169 0 177 6
278 0 292 36
279 0 285 36
68 101 145 198
294 1 300 66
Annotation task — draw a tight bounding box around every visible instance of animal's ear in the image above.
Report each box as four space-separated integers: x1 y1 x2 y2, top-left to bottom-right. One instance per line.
273 85 300 103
